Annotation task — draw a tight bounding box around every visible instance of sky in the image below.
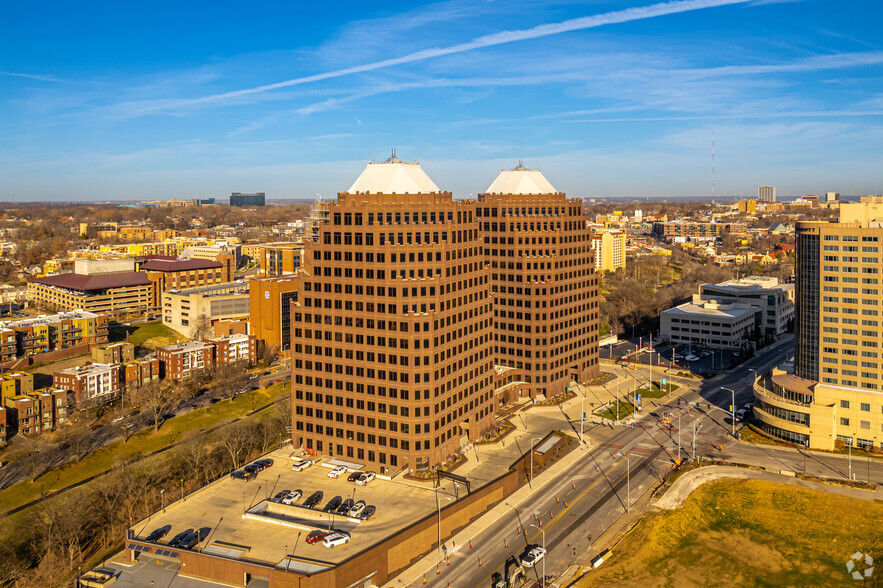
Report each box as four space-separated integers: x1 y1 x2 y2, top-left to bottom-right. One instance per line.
2 0 882 201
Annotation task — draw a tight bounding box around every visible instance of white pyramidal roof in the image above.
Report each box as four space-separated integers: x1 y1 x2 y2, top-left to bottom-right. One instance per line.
347 150 440 194
485 161 558 195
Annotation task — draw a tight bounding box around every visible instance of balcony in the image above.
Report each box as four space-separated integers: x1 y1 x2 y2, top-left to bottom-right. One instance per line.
754 381 811 408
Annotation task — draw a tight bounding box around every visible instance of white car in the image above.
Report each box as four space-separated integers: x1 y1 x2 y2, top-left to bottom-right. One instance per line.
348 500 366 518
355 472 376 486
327 465 347 478
520 546 546 568
291 459 312 472
322 531 351 548
281 490 303 505
684 354 700 362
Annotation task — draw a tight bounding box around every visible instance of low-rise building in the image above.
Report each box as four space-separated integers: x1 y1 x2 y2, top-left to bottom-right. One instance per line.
92 341 135 364
248 275 300 356
1 311 109 357
162 282 250 339
1 372 35 402
697 276 795 336
652 221 748 242
141 257 232 309
0 407 6 446
157 341 214 381
589 228 626 273
122 357 162 392
28 259 153 314
3 389 70 436
52 363 121 407
207 333 257 365
660 300 760 350
0 328 15 362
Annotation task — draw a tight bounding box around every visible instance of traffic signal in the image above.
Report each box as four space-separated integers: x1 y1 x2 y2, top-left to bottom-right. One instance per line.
678 399 682 406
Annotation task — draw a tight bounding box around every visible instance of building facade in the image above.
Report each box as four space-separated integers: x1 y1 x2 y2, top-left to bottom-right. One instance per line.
208 333 258 365
589 228 626 273
1 311 109 357
660 300 760 350
92 341 135 364
698 276 795 336
157 341 215 381
230 192 266 207
53 363 121 407
249 275 300 355
754 202 883 450
651 221 748 242
758 186 776 202
142 257 232 309
161 282 250 339
3 389 71 436
259 242 304 276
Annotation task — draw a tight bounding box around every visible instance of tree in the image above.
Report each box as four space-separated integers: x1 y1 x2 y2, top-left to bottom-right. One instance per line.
191 313 212 341
133 380 182 432
217 421 255 470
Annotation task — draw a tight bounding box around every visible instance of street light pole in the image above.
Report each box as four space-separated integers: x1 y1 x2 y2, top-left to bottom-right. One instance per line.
677 411 681 462
435 487 441 559
160 489 165 512
531 524 546 587
722 387 735 437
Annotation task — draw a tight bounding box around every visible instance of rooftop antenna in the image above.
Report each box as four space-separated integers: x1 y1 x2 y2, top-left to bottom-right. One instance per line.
711 130 716 206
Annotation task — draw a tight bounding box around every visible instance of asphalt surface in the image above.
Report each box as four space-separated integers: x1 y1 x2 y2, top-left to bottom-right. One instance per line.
393 336 883 588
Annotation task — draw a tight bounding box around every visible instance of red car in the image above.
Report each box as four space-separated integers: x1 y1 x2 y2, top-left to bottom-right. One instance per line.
306 530 327 544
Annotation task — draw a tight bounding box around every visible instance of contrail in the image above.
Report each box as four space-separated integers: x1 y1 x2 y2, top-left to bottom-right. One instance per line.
155 0 753 111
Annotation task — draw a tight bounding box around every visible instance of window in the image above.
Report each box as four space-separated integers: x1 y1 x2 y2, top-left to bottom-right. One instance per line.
840 417 849 426
860 402 870 411
841 400 850 408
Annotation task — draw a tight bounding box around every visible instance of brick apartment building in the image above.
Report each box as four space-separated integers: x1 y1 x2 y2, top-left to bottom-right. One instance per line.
122 357 162 391
3 389 71 436
651 221 748 242
53 363 122 407
289 155 600 473
92 341 135 364
157 341 215 381
207 333 258 365
1 311 109 357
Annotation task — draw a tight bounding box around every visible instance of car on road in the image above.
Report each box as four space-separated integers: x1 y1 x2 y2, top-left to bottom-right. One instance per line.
270 490 290 503
520 545 546 568
305 530 327 544
230 470 256 481
742 401 755 410
168 529 193 547
303 491 323 508
322 531 350 548
254 458 274 470
347 471 363 482
700 350 712 357
145 526 171 543
327 465 347 478
323 496 342 513
336 498 354 516
734 408 747 421
291 459 312 472
359 505 376 521
355 472 376 486
281 490 303 505
348 500 366 518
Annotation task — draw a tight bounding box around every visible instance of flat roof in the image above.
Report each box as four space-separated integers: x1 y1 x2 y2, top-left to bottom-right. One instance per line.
29 272 152 292
128 450 447 570
140 258 222 272
1 310 101 328
663 301 757 320
771 372 815 397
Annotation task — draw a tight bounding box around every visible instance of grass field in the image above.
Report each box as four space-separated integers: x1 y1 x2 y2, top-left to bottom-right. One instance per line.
635 381 679 399
110 321 181 350
0 382 289 517
579 479 883 587
597 401 636 421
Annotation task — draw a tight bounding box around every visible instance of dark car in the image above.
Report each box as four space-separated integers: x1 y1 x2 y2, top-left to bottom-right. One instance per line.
347 472 362 482
169 529 193 547
254 459 274 470
145 525 171 543
305 530 327 544
179 532 200 550
359 505 376 521
303 491 324 509
323 496 342 513
231 470 256 481
243 464 261 475
335 498 354 516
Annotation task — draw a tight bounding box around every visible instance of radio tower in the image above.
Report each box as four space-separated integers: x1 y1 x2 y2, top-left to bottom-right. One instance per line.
711 130 716 206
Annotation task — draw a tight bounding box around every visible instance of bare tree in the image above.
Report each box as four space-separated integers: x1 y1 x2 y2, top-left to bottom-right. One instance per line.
191 313 212 341
132 380 182 432
217 421 254 470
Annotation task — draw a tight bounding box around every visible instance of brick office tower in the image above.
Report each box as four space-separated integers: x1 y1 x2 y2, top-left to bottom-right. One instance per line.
291 152 496 472
478 163 600 397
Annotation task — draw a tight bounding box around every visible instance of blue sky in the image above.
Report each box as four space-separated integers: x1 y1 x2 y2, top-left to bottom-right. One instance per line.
2 0 882 201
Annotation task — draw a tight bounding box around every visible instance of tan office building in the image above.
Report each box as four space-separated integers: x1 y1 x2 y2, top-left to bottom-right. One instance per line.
590 228 626 273
754 198 883 451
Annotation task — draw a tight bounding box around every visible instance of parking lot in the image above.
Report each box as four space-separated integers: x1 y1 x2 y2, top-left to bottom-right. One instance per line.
608 340 740 377
129 449 444 570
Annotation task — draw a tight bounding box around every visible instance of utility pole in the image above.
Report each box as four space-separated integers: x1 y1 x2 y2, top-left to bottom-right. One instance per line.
722 387 735 437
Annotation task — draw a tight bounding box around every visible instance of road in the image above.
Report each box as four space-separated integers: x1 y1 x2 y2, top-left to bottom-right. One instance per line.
393 337 883 588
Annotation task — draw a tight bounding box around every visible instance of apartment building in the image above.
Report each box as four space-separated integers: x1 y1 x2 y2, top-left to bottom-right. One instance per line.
754 198 883 450
3 389 71 436
162 282 250 338
122 357 162 391
0 328 15 362
0 407 6 445
92 341 135 364
208 333 257 365
141 257 232 308
1 311 109 357
259 242 304 276
1 373 34 402
758 186 776 202
478 164 599 397
589 228 626 273
53 363 121 407
157 341 214 381
651 221 748 242
289 155 599 473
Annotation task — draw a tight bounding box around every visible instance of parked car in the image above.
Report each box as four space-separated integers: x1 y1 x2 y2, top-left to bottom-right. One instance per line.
254 458 274 470
179 531 200 550
303 491 323 509
359 505 376 521
336 498 354 516
684 354 700 362
348 500 366 518
742 402 755 410
243 464 261 475
347 471 362 482
305 530 327 544
271 490 291 503
168 529 193 547
520 545 546 568
281 490 303 505
145 526 171 543
231 470 256 481
291 459 312 472
322 531 350 548
323 496 342 513
355 472 376 486
328 465 347 478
